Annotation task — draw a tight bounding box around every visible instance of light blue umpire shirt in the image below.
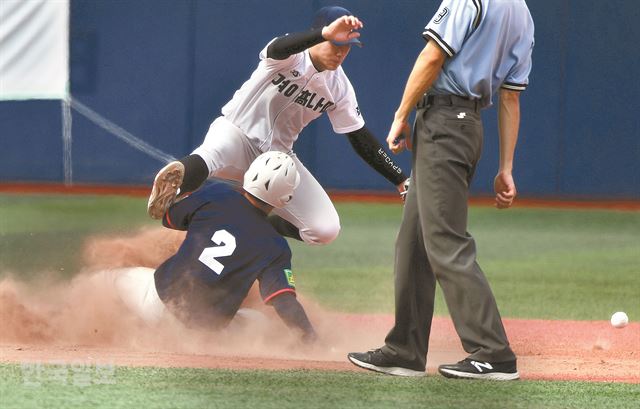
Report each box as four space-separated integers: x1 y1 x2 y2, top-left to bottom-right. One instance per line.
423 0 535 109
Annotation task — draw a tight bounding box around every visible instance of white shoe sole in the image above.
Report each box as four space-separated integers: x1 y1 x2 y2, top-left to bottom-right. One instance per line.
348 356 425 377
439 368 520 381
147 161 185 219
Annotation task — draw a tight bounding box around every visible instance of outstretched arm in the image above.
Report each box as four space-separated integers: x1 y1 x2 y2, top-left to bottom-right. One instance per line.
270 292 317 343
494 88 521 209
267 15 363 60
346 126 408 193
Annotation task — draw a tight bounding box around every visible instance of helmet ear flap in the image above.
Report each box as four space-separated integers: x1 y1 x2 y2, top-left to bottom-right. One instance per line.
281 193 293 205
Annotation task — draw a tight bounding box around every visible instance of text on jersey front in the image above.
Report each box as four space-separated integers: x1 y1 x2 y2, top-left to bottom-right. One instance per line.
271 74 335 112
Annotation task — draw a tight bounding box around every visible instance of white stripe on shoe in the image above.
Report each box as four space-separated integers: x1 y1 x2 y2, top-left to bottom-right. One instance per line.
348 356 425 377
439 368 520 381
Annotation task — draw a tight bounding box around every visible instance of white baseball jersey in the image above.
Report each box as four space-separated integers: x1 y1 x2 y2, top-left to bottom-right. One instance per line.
423 0 534 108
221 39 365 152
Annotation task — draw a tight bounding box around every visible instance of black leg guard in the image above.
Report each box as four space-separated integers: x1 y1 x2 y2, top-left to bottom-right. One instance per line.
268 215 302 241
178 154 209 194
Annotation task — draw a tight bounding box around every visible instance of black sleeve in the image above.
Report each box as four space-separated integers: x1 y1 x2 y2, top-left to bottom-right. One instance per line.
266 28 325 60
346 126 408 186
270 292 317 344
178 154 209 195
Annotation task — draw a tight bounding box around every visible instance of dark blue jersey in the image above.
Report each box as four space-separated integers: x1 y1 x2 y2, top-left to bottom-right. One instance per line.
154 180 295 328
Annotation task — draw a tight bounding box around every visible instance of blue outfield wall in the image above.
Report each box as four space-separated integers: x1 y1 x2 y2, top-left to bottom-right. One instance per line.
1 0 638 198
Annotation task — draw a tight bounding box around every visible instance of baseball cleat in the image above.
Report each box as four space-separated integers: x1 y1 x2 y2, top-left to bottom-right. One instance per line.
438 358 519 381
347 349 425 377
147 161 185 219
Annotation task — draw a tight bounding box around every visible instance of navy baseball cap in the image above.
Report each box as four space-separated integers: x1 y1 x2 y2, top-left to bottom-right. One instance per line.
311 6 362 47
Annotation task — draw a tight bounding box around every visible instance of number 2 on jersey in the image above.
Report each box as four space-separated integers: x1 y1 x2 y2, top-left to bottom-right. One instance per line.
198 229 237 275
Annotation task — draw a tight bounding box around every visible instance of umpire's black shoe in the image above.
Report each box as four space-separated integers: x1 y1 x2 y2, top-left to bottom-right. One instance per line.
438 358 519 381
347 349 425 377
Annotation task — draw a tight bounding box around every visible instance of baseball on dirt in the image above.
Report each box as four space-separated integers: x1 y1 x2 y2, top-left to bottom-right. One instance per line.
610 312 629 329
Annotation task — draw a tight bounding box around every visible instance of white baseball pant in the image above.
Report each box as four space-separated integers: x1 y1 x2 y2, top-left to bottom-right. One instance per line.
192 116 341 245
108 267 167 326
102 267 271 331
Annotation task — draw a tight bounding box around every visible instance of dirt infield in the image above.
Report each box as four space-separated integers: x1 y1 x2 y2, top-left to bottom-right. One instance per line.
1 227 637 383
1 276 638 383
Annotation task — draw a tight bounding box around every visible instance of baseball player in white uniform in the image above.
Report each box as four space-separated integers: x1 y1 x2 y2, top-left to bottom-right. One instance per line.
148 6 408 245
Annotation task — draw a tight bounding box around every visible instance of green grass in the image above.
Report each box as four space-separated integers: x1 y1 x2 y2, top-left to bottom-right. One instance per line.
1 194 639 319
0 194 155 278
1 193 639 408
290 203 640 320
1 364 639 409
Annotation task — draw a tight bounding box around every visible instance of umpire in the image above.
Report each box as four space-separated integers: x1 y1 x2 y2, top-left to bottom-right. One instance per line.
349 0 534 380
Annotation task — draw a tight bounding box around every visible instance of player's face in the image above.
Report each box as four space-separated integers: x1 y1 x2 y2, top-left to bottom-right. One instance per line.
309 42 351 71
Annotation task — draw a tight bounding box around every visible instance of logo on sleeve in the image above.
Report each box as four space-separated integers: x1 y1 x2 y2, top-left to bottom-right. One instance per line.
434 7 449 24
355 106 361 116
284 269 295 287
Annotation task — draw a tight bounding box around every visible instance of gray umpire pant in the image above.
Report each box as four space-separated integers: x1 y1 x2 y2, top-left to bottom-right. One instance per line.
381 94 516 370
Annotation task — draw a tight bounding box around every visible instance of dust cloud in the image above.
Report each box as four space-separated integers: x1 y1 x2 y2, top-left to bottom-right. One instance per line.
0 227 386 361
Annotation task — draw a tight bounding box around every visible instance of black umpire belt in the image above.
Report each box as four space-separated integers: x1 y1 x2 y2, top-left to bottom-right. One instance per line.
418 94 480 112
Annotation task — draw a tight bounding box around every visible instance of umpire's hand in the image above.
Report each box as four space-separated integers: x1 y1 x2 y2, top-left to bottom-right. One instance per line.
387 118 412 154
494 171 516 209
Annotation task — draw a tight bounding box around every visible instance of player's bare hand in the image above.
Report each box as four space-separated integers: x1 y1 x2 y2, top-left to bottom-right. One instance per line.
322 15 363 43
494 171 516 209
387 119 411 154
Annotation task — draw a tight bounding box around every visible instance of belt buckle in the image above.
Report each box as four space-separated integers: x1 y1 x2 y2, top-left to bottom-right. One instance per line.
425 95 434 108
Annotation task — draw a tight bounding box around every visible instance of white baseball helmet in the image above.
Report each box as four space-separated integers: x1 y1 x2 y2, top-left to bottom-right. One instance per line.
243 151 300 208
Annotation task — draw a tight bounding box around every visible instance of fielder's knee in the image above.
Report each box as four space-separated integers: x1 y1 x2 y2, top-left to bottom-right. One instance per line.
300 219 341 245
